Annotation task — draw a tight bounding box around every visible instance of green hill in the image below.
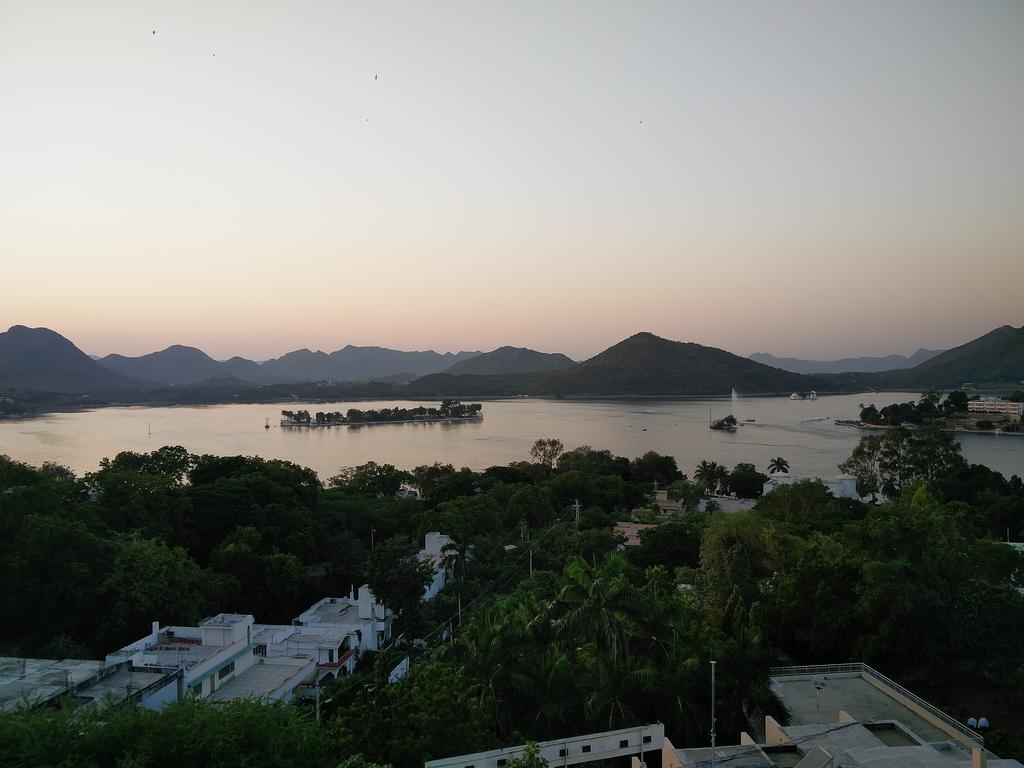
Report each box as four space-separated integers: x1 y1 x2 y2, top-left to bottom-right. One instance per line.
874 324 1024 388
410 332 826 397
442 346 576 376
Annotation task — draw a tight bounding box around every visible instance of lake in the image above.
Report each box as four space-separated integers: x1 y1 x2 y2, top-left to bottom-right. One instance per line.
1 393 1021 481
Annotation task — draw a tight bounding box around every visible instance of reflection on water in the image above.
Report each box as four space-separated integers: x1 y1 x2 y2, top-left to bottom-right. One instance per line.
0 393 1021 481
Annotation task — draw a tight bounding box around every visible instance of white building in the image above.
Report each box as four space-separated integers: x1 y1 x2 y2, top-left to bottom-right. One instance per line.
292 586 392 650
762 471 859 500
1 657 181 712
419 531 454 600
968 399 1023 422
108 613 315 706
256 584 393 681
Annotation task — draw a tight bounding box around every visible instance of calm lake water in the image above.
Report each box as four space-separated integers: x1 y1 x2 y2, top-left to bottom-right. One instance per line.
1 393 1022 481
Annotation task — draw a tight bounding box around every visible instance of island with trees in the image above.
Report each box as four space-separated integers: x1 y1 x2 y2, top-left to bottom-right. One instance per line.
849 390 1022 434
281 400 483 427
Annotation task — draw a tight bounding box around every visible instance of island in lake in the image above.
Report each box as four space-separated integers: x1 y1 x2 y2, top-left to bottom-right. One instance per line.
280 399 483 427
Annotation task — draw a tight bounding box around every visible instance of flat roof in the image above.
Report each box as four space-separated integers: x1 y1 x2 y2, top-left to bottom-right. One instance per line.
772 674 949 743
0 658 172 712
133 640 224 670
206 658 312 702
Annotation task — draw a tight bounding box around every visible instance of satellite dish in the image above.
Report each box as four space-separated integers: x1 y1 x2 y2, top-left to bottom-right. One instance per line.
968 717 978 728
813 675 826 692
978 717 989 730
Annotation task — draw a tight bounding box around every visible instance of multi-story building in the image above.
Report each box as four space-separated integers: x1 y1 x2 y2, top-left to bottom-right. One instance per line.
107 613 315 705
968 400 1023 422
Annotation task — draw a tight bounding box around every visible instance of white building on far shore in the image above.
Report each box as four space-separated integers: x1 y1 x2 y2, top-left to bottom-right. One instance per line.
968 399 1023 422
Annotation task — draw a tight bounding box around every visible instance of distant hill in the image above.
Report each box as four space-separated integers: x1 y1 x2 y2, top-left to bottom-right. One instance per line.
442 346 576 376
749 348 943 374
877 324 1024 387
99 345 264 385
538 332 820 395
258 345 481 383
0 326 141 393
96 343 482 385
410 332 824 397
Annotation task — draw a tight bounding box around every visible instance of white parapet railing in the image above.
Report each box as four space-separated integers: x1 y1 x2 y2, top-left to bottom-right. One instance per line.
770 663 983 746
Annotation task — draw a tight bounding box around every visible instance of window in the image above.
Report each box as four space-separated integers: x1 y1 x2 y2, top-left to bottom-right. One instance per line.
218 661 235 680
582 745 591 754
189 682 202 698
558 749 567 757
328 648 334 663
619 740 629 748
643 735 652 744
497 761 507 767
254 644 267 657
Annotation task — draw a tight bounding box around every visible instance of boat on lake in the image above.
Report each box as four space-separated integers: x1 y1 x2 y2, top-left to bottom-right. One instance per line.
790 391 818 401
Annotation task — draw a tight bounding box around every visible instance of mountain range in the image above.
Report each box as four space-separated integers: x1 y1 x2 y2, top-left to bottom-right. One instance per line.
1 323 1021 401
96 344 481 385
749 348 944 374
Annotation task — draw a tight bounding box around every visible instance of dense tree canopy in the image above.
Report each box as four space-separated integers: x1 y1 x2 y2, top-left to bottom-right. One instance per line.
2 427 1024 767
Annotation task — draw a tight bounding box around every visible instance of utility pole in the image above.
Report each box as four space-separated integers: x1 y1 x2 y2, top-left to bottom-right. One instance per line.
529 546 533 576
710 659 717 768
573 498 581 527
315 674 321 725
371 527 375 550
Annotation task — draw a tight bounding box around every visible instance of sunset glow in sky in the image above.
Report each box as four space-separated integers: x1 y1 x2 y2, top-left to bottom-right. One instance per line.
2 1 1022 361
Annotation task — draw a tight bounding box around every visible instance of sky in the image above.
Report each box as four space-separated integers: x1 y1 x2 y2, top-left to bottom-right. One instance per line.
2 1 1022 362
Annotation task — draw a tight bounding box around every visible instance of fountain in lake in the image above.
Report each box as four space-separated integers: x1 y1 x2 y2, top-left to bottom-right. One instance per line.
731 387 740 420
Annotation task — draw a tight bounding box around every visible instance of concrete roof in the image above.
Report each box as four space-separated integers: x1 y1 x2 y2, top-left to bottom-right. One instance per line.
205 658 312 702
0 657 171 712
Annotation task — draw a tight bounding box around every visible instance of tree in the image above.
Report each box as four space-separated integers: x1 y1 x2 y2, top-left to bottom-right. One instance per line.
630 451 683 487
364 535 435 620
839 428 966 500
99 536 210 649
724 463 768 499
666 478 708 512
694 461 729 495
505 742 548 768
530 438 564 469
507 485 555 529
767 457 789 474
329 462 410 497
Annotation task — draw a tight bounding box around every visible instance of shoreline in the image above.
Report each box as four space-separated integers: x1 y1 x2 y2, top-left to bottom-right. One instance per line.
1 388 921 421
835 419 1024 438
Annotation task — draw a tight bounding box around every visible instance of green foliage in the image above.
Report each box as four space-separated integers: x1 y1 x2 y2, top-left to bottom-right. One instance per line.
723 462 768 499
0 699 342 768
3 435 1023 767
364 535 435 626
839 427 967 499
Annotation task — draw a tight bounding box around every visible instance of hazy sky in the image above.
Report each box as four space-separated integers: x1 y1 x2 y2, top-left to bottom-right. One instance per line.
2 1 1022 361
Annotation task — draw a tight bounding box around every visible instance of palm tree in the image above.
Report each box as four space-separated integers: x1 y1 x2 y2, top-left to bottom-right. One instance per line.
554 555 641 663
768 456 790 474
694 460 728 495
